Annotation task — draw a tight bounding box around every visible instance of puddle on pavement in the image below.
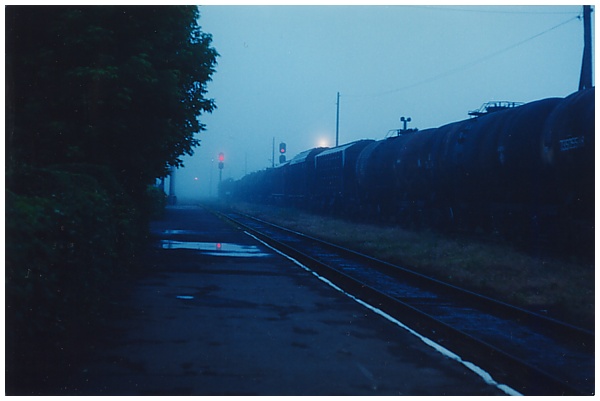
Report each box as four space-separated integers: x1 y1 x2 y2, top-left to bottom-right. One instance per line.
159 240 270 257
161 229 202 235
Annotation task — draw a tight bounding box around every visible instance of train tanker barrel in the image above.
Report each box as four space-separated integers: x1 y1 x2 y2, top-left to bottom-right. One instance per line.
540 88 595 255
389 129 440 225
542 88 594 173
431 118 489 228
355 136 413 218
434 97 560 232
494 97 562 204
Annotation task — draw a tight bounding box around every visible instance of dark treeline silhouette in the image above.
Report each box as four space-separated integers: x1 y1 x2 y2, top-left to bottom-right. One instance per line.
5 6 218 394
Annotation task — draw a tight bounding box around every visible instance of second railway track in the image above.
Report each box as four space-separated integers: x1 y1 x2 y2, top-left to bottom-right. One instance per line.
214 208 594 396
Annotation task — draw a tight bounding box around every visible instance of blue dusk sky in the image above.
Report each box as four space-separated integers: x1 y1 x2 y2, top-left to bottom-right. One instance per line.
174 4 592 200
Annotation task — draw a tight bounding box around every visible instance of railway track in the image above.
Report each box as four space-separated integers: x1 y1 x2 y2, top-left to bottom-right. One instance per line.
214 208 594 396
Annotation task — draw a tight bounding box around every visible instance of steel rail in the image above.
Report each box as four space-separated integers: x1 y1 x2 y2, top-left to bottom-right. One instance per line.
240 214 593 341
214 209 594 396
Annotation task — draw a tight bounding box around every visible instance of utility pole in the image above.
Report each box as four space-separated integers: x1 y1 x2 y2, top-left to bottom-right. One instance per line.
579 5 593 90
272 137 275 168
335 92 340 147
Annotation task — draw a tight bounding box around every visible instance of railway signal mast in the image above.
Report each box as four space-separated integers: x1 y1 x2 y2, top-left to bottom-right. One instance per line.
279 142 287 164
401 116 411 131
218 152 224 183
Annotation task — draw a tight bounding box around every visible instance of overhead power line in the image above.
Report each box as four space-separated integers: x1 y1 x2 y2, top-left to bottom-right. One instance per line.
344 14 581 99
408 5 582 15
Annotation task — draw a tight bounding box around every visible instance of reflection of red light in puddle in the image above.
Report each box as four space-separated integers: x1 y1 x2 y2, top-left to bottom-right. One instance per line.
216 243 222 251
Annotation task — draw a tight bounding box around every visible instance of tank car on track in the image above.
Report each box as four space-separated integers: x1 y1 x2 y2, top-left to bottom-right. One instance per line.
228 88 594 257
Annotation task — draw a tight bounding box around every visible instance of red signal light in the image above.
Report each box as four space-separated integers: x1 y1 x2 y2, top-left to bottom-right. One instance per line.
218 152 224 162
279 142 286 154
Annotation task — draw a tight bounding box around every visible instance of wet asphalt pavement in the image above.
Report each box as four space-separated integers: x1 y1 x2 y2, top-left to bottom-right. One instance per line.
64 205 506 396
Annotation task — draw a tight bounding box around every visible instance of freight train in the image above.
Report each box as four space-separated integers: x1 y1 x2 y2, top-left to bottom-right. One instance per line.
223 88 594 257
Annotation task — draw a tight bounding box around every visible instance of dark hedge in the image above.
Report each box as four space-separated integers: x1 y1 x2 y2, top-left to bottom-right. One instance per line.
5 165 160 394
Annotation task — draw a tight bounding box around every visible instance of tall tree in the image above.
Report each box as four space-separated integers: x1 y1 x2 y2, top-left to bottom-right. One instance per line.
6 6 218 197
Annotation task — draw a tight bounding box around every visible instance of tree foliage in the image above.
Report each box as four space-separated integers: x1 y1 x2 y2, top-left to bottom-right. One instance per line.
5 7 218 393
6 6 218 195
